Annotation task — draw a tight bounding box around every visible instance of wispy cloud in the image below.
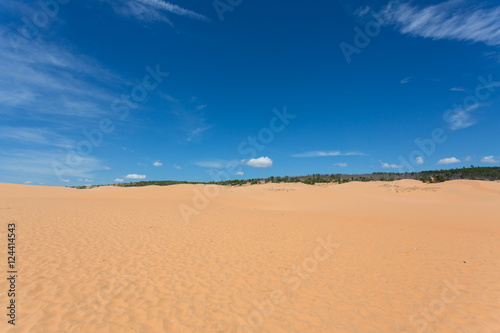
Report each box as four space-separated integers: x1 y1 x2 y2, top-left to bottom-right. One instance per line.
381 1 500 46
334 162 347 167
0 127 75 149
110 0 209 24
0 149 105 184
153 161 163 166
437 157 461 165
355 6 371 17
292 151 364 158
194 160 226 168
170 101 213 142
159 93 179 102
187 125 214 142
415 156 424 165
0 31 121 122
400 76 412 84
445 104 479 130
450 87 466 92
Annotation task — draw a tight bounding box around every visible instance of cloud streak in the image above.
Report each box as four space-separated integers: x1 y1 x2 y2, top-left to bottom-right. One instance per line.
400 76 412 84
0 127 75 149
0 30 123 123
0 149 105 184
292 151 364 158
111 0 209 24
445 104 479 130
381 1 500 46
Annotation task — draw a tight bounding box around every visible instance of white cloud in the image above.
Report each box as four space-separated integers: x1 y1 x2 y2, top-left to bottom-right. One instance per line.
415 156 424 164
195 160 224 168
355 6 371 17
138 0 209 20
381 162 401 169
160 93 178 102
292 151 364 158
381 1 500 46
61 178 70 183
104 166 112 170
236 171 244 176
0 32 121 121
450 87 465 92
0 127 75 149
153 161 163 167
437 157 461 165
247 157 273 168
481 155 499 163
111 0 209 24
114 178 124 182
334 163 347 167
444 104 479 130
24 181 32 184
400 77 412 84
478 81 500 91
0 30 133 185
170 104 214 142
125 174 146 180
186 125 213 142
464 156 472 162
174 164 181 169
0 149 104 184
195 159 247 169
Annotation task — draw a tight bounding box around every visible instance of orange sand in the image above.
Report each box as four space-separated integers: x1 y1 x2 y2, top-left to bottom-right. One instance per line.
0 180 499 332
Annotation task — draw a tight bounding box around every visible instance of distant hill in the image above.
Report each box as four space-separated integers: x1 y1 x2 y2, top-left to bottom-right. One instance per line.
70 166 500 189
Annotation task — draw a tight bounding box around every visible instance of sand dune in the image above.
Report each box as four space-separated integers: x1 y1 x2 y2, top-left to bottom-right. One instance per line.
0 180 499 332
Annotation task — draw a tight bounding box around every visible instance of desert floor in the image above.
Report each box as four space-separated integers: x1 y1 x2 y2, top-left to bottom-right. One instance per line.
0 180 499 332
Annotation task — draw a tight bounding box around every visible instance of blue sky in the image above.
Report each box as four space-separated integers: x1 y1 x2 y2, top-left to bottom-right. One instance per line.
1 0 499 186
